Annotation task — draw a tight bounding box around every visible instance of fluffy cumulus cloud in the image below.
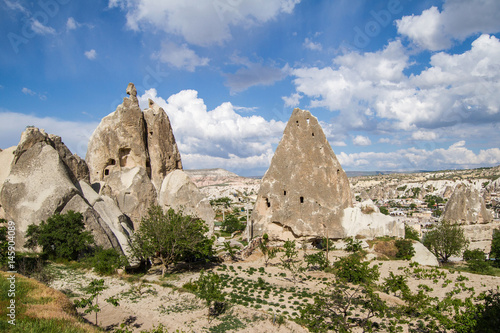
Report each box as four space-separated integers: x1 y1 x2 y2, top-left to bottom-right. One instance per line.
396 0 500 50
153 42 209 72
290 34 500 134
337 141 500 171
0 111 98 157
138 88 286 172
352 135 371 146
109 0 300 46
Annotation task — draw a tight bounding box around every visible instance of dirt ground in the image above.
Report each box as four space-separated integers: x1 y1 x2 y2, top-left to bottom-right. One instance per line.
48 248 500 332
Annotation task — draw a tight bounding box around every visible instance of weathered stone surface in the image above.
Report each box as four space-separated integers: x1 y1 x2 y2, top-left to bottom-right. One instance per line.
0 146 16 219
442 184 493 224
412 241 439 266
248 108 353 240
101 166 157 229
342 200 404 239
158 169 214 235
1 142 79 249
86 84 149 184
50 134 90 183
143 99 182 192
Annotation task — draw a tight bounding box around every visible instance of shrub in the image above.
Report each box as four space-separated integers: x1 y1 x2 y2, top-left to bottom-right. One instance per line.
383 272 410 296
221 214 245 234
196 270 226 318
489 229 500 267
405 225 420 241
463 249 491 274
379 206 390 215
25 211 94 260
395 239 415 260
90 247 128 275
332 253 380 285
304 251 329 271
344 238 363 253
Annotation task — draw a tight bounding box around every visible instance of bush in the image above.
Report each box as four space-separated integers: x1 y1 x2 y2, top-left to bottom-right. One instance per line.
221 214 245 234
0 223 8 267
196 270 226 317
344 238 363 253
405 225 420 241
25 211 94 261
489 229 500 267
395 239 415 260
304 251 329 271
90 247 128 275
332 253 380 285
463 249 491 274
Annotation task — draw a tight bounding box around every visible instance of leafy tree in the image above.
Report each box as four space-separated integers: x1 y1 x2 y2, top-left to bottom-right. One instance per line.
298 283 389 333
24 211 94 260
131 205 214 276
221 214 245 234
344 237 363 252
195 270 226 318
210 197 231 208
405 225 420 241
423 220 469 263
463 249 491 274
332 253 380 285
280 240 305 282
489 229 500 267
74 278 119 325
395 239 415 260
259 234 279 267
304 251 329 271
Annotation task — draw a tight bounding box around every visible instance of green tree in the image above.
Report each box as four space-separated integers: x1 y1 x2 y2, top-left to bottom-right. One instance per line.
131 205 213 276
0 221 8 266
423 220 469 263
221 214 245 234
489 229 500 267
405 225 420 241
332 253 380 285
395 239 415 260
280 240 305 282
195 270 226 318
463 249 491 274
74 278 119 325
24 211 94 260
379 206 389 215
259 234 279 267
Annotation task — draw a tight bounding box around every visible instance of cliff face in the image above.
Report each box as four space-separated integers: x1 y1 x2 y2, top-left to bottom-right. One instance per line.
248 108 353 240
442 183 493 224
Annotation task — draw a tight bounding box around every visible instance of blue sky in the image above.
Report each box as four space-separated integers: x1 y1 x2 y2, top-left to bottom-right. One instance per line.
1 0 500 176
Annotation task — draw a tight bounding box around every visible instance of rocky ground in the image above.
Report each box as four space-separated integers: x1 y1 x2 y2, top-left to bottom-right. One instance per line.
47 245 500 333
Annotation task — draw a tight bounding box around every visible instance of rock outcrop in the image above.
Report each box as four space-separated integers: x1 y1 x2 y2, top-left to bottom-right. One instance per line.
248 108 353 240
86 83 184 228
442 184 493 224
0 146 16 219
158 170 215 234
0 128 132 254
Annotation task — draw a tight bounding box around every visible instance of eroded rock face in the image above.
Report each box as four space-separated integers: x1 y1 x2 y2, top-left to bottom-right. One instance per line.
0 128 132 255
248 108 353 240
158 170 215 235
85 83 183 226
143 99 182 192
442 184 493 224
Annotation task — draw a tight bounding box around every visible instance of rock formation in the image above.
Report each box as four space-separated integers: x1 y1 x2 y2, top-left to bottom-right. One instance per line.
0 128 132 255
158 170 215 234
0 146 16 219
442 183 493 224
86 83 213 231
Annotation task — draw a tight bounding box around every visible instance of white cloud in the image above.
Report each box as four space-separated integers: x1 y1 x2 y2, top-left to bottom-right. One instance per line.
337 141 500 171
84 49 97 60
22 87 46 100
109 0 300 46
224 60 287 94
290 34 500 137
4 0 28 13
30 19 56 35
411 130 438 141
282 93 302 107
153 42 209 72
396 0 500 51
66 17 78 30
0 110 98 157
138 88 286 171
303 38 322 51
352 135 372 146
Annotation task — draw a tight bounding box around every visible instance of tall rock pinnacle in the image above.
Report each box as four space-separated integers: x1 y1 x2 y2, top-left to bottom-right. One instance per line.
248 108 352 240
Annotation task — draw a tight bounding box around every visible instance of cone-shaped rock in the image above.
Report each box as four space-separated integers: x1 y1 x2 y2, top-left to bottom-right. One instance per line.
248 108 352 240
442 183 493 224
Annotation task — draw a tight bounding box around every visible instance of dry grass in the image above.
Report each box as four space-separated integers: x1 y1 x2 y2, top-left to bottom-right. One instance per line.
373 240 398 259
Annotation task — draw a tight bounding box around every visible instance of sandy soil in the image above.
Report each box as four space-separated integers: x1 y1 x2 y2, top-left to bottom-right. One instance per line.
48 248 500 333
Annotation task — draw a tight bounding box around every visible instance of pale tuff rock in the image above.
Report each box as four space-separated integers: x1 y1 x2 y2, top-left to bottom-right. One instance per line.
85 83 184 227
0 146 16 219
158 170 215 235
248 108 353 240
0 127 131 255
143 99 182 192
442 183 493 224
412 242 439 267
